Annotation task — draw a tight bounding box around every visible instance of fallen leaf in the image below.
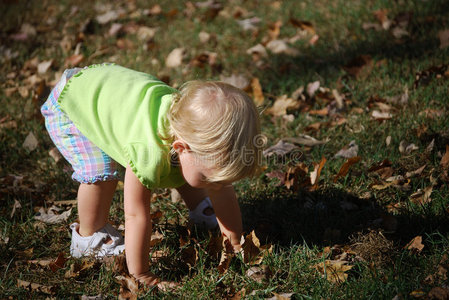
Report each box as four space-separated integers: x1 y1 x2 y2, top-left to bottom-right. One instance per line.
373 9 391 30
266 292 294 300
399 140 419 154
65 54 84 67
49 252 67 272
266 95 300 117
241 230 273 265
440 145 449 170
310 157 326 187
266 39 299 56
263 140 298 158
218 235 234 273
96 10 121 24
267 20 282 41
334 156 361 182
165 48 185 68
198 31 210 43
220 74 250 90
410 186 433 205
49 147 62 163
428 287 449 299
246 265 271 283
314 260 353 283
17 279 56 295
251 77 264 106
334 140 359 158
405 165 426 178
306 81 320 97
246 44 268 61
371 110 392 120
404 236 424 253
439 30 449 49
236 17 261 31
284 162 309 190
34 206 72 224
37 60 53 74
283 135 328 147
115 275 140 299
10 199 22 218
23 132 39 152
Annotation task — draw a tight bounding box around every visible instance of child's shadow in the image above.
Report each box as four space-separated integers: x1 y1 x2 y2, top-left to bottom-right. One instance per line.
239 187 449 248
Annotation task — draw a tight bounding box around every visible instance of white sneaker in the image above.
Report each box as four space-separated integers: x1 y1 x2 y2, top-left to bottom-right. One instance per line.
70 222 125 258
189 197 218 229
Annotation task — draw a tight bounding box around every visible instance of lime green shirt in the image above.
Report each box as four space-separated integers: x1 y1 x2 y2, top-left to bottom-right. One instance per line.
58 64 185 189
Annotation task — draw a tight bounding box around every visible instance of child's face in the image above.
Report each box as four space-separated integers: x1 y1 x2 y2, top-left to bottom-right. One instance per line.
177 149 228 191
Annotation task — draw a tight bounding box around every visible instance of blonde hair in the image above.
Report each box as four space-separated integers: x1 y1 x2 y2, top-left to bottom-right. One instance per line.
166 80 263 183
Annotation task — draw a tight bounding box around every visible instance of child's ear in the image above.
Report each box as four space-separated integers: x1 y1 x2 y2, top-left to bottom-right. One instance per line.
172 140 190 153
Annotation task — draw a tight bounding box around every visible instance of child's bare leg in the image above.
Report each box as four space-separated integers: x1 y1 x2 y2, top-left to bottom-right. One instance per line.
77 180 118 237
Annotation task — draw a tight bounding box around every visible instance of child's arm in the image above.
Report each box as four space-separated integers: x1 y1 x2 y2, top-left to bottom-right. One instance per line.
207 185 243 250
123 165 153 279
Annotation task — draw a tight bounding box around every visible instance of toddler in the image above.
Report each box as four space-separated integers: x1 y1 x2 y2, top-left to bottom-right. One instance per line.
40 64 262 287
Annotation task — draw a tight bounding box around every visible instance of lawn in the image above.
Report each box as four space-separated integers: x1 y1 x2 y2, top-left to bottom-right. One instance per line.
1 0 449 299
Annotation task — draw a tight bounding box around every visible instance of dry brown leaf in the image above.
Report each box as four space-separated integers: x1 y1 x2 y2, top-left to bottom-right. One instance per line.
405 165 426 178
241 230 273 265
266 95 300 117
34 206 72 224
218 235 234 273
23 132 39 152
49 252 67 272
284 135 328 147
440 145 449 170
10 199 22 218
165 48 185 68
251 77 264 106
181 244 198 268
404 236 424 253
266 292 294 300
65 259 97 279
65 54 84 67
115 275 140 299
314 260 353 283
268 20 282 41
334 156 361 182
410 186 433 205
220 74 250 90
49 147 62 163
266 39 299 56
428 287 449 300
306 81 320 97
17 279 56 294
284 162 309 190
371 110 392 120
334 140 359 159
439 30 449 49
373 9 391 30
246 265 271 283
308 107 328 116
263 140 298 158
310 157 326 188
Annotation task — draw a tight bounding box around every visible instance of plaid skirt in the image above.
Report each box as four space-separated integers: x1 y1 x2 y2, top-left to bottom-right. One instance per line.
41 68 121 184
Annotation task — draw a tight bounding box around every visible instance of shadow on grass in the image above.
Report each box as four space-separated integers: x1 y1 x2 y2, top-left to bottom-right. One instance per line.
259 0 449 90
240 186 449 248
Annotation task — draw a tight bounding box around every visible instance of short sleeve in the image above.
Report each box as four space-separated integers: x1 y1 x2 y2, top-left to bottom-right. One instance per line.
123 142 169 189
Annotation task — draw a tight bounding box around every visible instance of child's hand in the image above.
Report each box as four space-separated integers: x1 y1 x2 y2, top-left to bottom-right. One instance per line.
134 271 179 292
233 243 242 254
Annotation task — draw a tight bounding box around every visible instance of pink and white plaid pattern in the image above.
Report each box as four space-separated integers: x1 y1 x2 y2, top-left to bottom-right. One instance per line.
41 68 120 183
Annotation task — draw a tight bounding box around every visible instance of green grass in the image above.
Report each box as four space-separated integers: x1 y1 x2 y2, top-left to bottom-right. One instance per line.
1 0 449 298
